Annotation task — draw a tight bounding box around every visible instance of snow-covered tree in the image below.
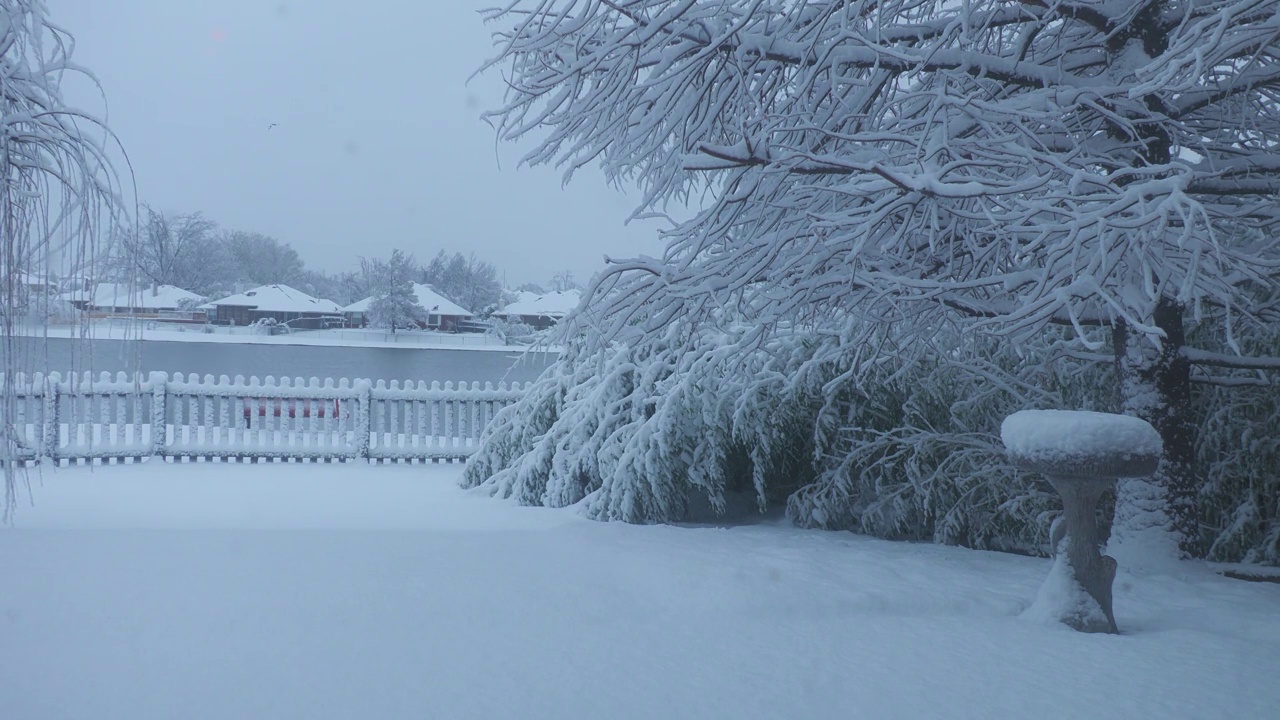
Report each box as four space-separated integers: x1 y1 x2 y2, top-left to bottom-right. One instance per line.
482 0 1280 557
111 207 226 296
548 270 581 293
366 249 425 333
224 231 304 287
421 250 503 313
2 0 127 517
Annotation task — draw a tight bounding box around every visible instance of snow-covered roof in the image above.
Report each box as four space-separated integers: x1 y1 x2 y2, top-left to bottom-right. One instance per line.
203 284 343 314
500 289 582 318
14 271 52 287
343 284 474 317
65 283 204 310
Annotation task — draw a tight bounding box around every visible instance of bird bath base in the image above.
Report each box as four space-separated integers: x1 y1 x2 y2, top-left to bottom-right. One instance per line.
1045 475 1118 634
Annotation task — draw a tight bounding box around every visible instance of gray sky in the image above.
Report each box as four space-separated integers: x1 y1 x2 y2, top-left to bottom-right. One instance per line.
56 0 664 286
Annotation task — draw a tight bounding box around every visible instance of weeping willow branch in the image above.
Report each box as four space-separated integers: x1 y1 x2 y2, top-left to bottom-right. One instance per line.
2 0 131 520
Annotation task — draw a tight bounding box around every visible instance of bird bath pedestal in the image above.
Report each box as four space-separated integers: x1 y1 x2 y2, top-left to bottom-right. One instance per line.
1001 410 1163 634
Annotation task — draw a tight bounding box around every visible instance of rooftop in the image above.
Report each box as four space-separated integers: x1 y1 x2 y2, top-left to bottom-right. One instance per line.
500 289 582 318
203 284 343 314
343 284 474 318
63 283 204 310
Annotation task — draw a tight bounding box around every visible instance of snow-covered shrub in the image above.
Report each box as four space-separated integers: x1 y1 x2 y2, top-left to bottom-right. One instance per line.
1193 323 1280 565
250 317 280 334
784 327 1114 555
464 316 1106 552
487 317 536 345
25 295 77 325
467 308 1275 562
463 321 828 523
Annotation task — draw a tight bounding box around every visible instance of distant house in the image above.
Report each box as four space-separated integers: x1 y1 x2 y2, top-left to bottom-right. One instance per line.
62 283 207 321
1 270 56 314
498 289 581 330
15 271 55 294
57 275 93 294
202 284 344 329
344 284 474 331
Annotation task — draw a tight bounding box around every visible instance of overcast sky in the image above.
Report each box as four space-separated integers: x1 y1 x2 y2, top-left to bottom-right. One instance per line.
55 0 664 286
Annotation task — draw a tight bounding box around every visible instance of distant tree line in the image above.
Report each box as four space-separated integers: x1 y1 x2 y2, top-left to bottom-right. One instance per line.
105 205 580 314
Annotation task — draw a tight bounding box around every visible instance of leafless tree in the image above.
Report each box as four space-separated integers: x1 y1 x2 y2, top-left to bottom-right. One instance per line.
224 230 304 287
113 206 225 295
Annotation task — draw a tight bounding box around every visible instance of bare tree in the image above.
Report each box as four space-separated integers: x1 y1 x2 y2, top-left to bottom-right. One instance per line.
548 270 581 293
224 230 304 287
113 206 226 295
421 250 504 313
483 0 1280 556
295 268 349 305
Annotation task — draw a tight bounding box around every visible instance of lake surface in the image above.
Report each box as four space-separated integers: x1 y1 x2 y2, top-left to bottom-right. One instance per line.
2 337 557 386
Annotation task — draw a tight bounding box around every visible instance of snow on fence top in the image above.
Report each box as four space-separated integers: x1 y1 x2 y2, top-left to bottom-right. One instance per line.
1 372 524 396
1001 410 1162 478
1 371 527 463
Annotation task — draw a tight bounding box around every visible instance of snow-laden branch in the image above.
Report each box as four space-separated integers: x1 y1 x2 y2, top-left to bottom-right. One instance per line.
1190 375 1273 387
481 0 1280 358
1183 348 1280 371
3 0 131 519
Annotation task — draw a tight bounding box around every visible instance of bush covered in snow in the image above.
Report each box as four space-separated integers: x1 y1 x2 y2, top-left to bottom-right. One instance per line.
465 314 1279 563
251 317 281 334
486 317 537 345
1193 323 1280 565
465 318 1109 553
464 321 823 523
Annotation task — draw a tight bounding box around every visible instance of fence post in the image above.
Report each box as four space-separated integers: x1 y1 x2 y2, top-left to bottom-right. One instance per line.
42 373 60 461
150 371 168 459
355 379 371 460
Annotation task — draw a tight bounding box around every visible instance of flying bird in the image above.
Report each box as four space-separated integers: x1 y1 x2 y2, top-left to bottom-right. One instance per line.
267 123 279 131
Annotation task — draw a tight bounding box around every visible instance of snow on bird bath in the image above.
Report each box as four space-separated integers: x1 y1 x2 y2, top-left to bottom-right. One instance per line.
1001 410 1162 477
1003 409 1162 633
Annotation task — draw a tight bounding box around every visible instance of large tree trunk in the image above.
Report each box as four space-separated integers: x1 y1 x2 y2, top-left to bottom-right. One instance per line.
1105 5 1201 561
1111 297 1199 561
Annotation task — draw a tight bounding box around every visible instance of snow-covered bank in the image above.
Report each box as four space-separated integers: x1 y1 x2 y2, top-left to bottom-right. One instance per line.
20 321 557 352
2 463 1277 720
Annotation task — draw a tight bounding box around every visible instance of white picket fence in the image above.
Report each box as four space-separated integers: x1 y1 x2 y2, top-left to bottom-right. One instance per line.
1 372 526 464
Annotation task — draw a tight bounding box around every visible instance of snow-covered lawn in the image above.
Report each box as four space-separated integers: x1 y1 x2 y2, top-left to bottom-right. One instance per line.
3 463 1277 720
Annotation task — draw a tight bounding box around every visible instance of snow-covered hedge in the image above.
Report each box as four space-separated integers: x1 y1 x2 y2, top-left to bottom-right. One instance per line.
787 334 1113 555
1194 323 1280 565
463 322 824 522
463 320 1103 553
464 317 1278 563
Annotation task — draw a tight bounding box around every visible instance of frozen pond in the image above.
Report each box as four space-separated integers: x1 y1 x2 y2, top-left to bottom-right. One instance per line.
2 337 556 386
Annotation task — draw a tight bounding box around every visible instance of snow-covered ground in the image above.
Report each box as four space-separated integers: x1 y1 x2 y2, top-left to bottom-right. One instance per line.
22 321 544 352
3 463 1277 720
